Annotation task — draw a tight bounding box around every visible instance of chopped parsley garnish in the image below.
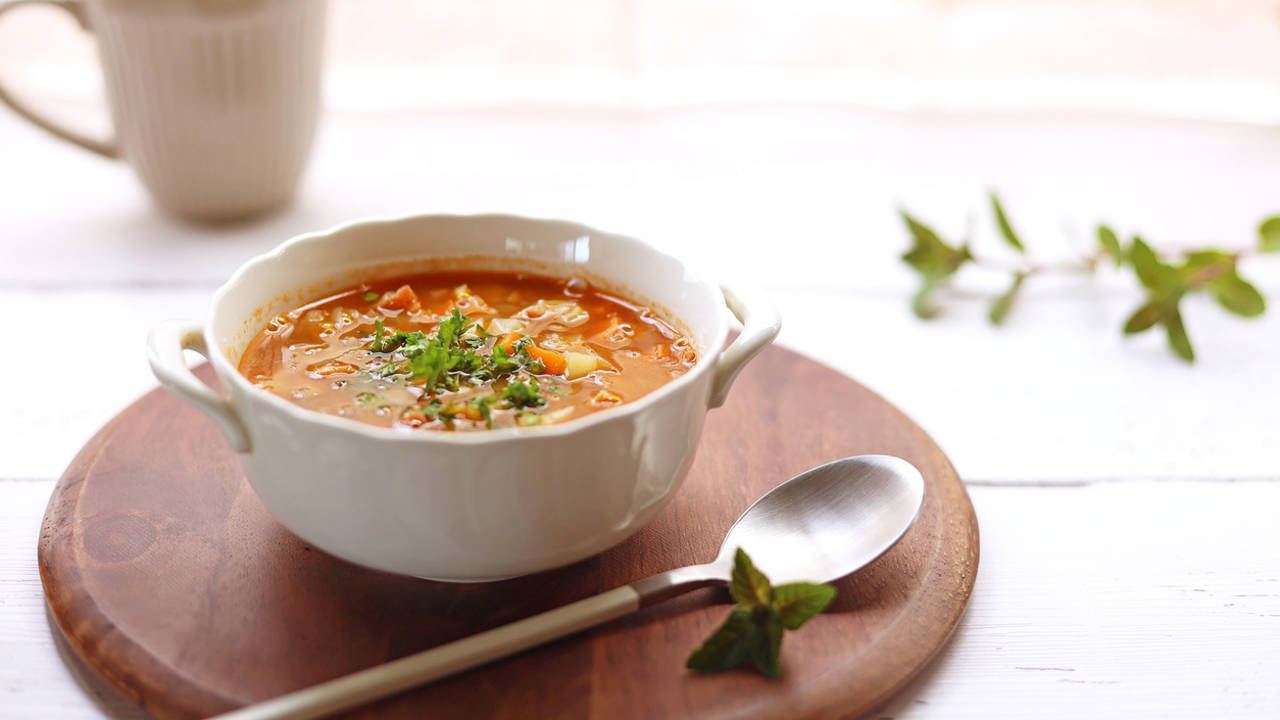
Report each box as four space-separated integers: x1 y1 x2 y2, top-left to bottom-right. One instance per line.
501 378 546 409
363 291 380 302
367 309 560 426
471 395 499 428
421 399 455 424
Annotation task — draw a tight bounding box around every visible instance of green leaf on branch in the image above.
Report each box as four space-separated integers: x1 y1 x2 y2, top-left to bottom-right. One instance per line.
772 583 838 630
687 549 836 680
988 271 1026 326
730 547 772 608
686 607 758 674
1097 225 1123 266
1129 237 1165 290
1259 216 1280 253
1162 302 1195 363
1210 273 1266 317
1123 301 1161 334
989 192 1025 253
900 210 972 319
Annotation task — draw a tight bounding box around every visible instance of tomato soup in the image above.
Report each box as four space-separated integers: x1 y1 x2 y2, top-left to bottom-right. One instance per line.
238 271 697 431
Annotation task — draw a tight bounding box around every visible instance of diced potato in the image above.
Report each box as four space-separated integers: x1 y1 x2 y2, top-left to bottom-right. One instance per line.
565 351 600 380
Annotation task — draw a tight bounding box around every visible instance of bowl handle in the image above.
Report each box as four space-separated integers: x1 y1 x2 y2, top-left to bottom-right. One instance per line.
708 285 781 408
147 320 251 453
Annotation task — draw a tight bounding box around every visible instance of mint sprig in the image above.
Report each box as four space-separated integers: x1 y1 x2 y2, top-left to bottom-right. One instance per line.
686 548 836 679
900 193 1277 363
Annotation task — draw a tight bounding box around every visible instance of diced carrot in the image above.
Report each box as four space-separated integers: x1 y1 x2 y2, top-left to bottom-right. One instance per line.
497 333 522 353
526 345 567 375
379 284 421 312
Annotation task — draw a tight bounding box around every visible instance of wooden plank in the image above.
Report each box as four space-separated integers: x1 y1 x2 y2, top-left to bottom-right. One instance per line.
5 479 1278 719
878 480 1280 719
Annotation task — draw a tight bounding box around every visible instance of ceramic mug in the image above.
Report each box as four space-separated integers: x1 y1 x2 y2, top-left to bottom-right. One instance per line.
0 0 326 220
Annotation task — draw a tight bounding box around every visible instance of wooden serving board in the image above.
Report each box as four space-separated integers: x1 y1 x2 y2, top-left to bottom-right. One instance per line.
38 345 979 720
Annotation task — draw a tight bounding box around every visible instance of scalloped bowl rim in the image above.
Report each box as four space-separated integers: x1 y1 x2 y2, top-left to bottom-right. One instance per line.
204 212 731 445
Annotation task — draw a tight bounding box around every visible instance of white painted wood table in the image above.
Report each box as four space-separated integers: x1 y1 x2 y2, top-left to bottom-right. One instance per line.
2 104 1278 719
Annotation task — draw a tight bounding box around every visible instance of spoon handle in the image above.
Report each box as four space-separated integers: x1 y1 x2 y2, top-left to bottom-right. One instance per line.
212 586 642 720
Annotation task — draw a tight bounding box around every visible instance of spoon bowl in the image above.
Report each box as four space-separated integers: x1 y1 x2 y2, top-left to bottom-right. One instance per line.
719 455 925 585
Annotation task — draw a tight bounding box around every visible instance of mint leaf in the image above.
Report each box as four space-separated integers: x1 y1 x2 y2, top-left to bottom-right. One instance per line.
1122 301 1161 335
1097 225 1122 266
750 606 784 679
988 271 1026 326
1162 302 1195 363
1129 237 1164 290
989 192 1025 253
689 549 835 680
730 548 772 608
685 607 758 674
1260 216 1280 253
900 210 972 319
772 583 838 630
1210 273 1266 317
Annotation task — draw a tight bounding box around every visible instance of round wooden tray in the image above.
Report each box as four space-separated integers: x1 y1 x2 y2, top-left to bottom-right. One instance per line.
39 345 978 719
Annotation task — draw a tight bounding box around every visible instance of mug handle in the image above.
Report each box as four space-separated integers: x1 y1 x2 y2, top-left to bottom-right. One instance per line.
708 285 781 408
147 320 252 453
0 0 120 158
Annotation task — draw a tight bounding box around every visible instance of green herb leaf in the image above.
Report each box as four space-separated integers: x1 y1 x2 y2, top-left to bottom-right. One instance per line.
471 395 498 428
1259 216 1280 253
1129 237 1163 290
1122 301 1161 335
750 605 784 679
772 583 838 630
685 607 759 674
1210 273 1266 317
988 271 1026 326
989 192 1025 253
363 291 380 302
900 210 972 319
730 547 772 608
501 378 545 409
1162 301 1195 363
688 549 835 680
435 308 475 348
1097 225 1122 267
371 319 387 352
910 277 944 320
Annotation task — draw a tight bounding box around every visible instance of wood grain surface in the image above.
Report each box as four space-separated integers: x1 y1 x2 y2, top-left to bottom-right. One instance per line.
37 345 979 720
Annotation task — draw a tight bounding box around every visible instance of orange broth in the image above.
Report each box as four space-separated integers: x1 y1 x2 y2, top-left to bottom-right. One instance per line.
237 271 697 431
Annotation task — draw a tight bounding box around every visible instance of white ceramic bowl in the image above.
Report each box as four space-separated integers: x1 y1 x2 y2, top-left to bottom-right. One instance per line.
147 214 779 581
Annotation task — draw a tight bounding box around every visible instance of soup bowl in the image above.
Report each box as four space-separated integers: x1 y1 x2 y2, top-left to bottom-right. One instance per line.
147 214 779 581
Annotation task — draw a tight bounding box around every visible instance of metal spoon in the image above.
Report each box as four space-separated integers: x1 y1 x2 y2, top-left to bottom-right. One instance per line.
217 455 926 720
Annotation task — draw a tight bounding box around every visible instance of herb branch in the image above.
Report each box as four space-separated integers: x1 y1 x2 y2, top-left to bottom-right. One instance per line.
686 548 836 679
900 192 1278 362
